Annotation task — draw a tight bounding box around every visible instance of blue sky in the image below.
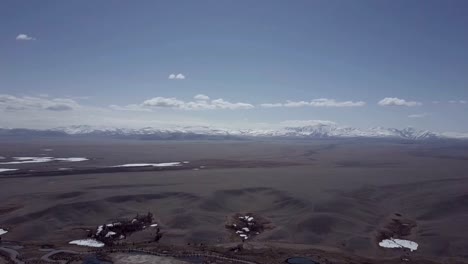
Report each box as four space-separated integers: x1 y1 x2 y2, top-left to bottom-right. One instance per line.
1 0 467 131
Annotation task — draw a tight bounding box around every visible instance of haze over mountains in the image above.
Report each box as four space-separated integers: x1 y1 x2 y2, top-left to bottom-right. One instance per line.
1 124 467 141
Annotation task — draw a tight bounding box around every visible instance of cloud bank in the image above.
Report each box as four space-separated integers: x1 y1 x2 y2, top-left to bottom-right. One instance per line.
378 97 422 107
16 34 35 41
280 120 337 127
141 95 254 110
408 113 428 118
194 94 210 100
168 73 186 80
261 98 366 108
449 100 466 104
0 95 79 112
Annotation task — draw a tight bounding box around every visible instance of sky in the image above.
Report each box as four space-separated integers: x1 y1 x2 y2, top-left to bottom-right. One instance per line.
1 0 468 132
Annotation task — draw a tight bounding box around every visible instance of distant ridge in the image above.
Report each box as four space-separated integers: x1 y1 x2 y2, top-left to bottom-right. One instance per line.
1 124 467 141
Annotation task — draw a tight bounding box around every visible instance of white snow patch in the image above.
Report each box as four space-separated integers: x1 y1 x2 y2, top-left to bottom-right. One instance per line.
182 161 190 164
54 157 89 162
239 215 254 222
96 225 104 235
0 157 88 165
114 162 182 168
0 168 18 173
69 239 104 248
0 228 8 235
379 238 418 252
242 227 250 232
0 157 53 164
150 224 158 227
42 149 53 152
105 231 116 238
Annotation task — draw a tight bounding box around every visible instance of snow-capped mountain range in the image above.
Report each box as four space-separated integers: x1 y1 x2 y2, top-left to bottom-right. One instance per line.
1 124 466 141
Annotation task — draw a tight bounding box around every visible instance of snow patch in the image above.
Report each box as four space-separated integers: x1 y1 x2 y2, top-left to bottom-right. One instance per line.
0 228 8 235
239 215 254 222
114 162 182 168
105 231 116 238
0 168 18 173
0 157 88 165
69 239 104 248
54 158 88 162
379 238 418 252
1 157 54 164
96 225 104 235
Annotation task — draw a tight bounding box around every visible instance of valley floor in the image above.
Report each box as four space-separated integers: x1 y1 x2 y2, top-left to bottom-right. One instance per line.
0 139 467 263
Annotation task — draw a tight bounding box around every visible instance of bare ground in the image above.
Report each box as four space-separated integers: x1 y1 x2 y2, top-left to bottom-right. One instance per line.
0 139 467 263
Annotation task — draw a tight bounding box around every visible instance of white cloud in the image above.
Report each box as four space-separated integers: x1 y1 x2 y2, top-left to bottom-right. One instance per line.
260 103 283 108
210 99 254 110
284 100 310 107
449 100 467 104
194 94 210 101
142 97 186 108
280 120 337 127
260 98 366 108
408 113 428 118
0 95 79 112
67 95 92 100
137 95 254 110
168 73 186 80
16 34 35 41
45 104 74 111
378 97 422 107
309 98 366 107
109 104 150 112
